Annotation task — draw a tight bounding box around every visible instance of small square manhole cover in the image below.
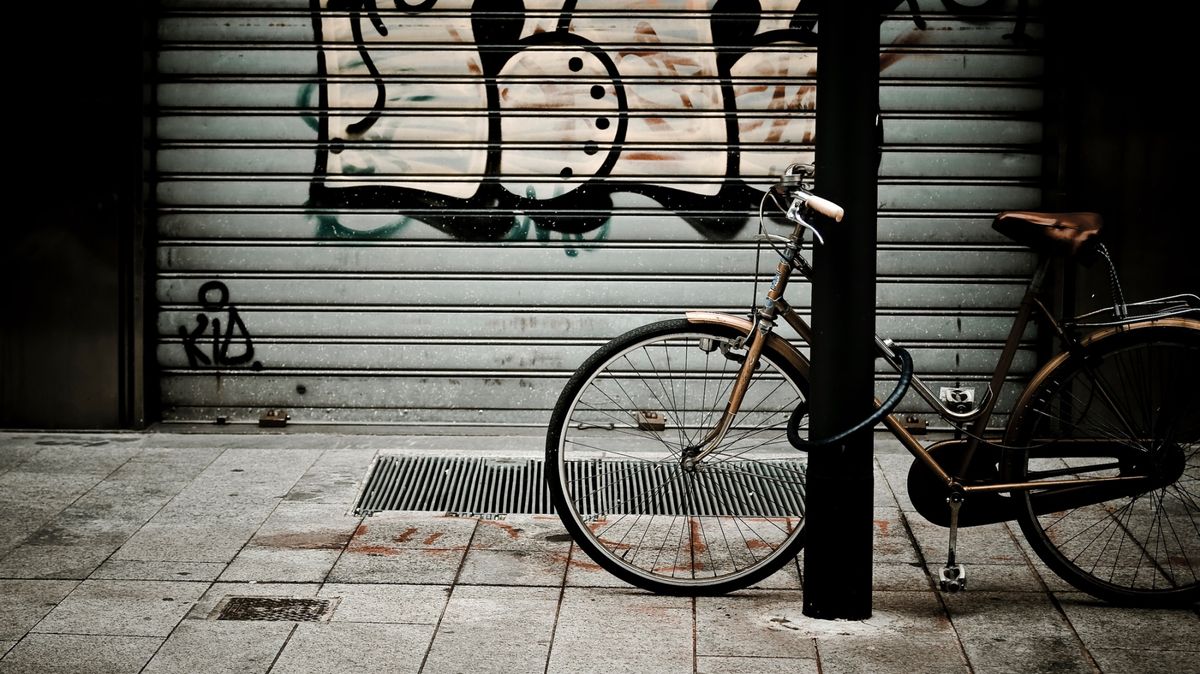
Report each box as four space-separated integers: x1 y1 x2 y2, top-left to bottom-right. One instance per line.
212 596 338 622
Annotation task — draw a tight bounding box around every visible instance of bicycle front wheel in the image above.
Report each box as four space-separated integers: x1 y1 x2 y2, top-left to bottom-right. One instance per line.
546 319 811 594
1004 320 1200 606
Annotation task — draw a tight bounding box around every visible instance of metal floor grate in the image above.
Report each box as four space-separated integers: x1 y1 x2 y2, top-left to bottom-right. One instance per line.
353 455 806 518
213 597 338 622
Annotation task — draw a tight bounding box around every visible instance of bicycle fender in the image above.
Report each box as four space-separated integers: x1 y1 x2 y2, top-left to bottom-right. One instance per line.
1004 317 1200 445
684 311 810 378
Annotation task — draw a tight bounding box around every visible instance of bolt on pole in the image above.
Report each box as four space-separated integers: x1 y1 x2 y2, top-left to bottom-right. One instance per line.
803 3 880 621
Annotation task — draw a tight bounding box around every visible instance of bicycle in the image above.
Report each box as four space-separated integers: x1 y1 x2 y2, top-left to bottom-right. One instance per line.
544 163 1200 606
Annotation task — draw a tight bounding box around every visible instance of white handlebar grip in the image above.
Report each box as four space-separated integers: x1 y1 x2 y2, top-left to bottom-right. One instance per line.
805 195 844 222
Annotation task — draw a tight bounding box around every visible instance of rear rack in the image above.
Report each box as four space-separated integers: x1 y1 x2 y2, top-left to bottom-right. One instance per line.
1067 294 1200 329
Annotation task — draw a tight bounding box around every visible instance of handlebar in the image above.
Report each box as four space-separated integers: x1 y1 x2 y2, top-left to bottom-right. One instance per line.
771 163 845 223
803 194 844 222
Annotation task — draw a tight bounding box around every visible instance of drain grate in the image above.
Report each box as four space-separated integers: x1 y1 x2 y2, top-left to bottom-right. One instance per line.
213 597 338 622
353 456 806 518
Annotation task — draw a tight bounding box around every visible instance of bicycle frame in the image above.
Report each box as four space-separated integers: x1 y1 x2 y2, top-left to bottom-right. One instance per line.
686 213 1154 498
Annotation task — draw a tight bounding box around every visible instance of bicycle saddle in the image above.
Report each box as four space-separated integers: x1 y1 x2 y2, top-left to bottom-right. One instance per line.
992 211 1103 259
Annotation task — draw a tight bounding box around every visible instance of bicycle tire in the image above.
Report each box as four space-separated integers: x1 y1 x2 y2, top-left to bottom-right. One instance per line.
546 319 810 594
1003 319 1200 606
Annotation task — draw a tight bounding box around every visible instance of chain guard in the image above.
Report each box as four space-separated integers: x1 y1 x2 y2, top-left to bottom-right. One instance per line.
906 439 1016 527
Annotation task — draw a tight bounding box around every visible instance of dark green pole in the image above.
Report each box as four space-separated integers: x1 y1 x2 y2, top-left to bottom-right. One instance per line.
803 3 880 620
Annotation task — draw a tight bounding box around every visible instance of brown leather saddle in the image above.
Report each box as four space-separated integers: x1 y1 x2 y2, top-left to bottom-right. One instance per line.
992 211 1102 259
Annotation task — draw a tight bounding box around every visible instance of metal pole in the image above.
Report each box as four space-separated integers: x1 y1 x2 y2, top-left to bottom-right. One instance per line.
802 3 879 620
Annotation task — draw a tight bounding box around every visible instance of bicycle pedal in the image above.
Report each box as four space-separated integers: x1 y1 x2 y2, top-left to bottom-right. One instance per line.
939 564 967 593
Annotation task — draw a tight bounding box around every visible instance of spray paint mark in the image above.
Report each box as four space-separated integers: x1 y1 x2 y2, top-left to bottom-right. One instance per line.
178 281 263 370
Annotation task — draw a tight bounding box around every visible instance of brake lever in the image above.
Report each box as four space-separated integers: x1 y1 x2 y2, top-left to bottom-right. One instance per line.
786 199 825 245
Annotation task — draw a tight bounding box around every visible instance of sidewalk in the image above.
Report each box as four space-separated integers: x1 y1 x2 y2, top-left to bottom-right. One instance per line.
1 430 1196 673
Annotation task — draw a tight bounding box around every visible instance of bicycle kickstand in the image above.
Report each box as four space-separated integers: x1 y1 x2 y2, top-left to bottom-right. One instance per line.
939 488 967 593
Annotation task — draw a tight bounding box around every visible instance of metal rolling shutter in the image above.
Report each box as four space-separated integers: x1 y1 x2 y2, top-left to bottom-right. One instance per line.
154 0 1043 428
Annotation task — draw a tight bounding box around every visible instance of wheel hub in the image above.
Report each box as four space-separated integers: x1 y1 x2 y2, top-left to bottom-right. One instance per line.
1124 442 1186 488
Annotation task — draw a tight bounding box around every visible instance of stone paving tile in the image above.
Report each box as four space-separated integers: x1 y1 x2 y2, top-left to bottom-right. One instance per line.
0 633 162 674
269 622 435 674
0 543 119 580
1007 532 1077 593
13 443 141 477
0 475 106 556
1054 593 1200 652
942 591 1090 673
873 562 932 592
0 580 79 640
1089 647 1198 673
109 447 223 480
219 548 343 584
873 507 920 564
345 513 477 552
234 502 360 547
561 547 804 591
872 462 902 509
469 515 572 551
750 557 803 591
32 580 207 637
141 620 294 674
219 503 361 583
166 449 322 504
817 632 969 674
20 507 160 547
318 583 449 624
113 501 279 564
906 516 1029 567
548 588 693 674
327 548 467 585
0 473 105 509
695 590 817 659
283 449 376 505
0 445 40 473
457 549 568 587
562 546 633 589
800 591 968 674
696 655 820 674
874 453 919 512
327 514 476 584
186 583 321 620
0 642 12 658
924 561 1045 593
90 560 227 582
422 586 559 674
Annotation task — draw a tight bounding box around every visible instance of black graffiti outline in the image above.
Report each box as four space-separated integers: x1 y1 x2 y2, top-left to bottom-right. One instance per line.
179 281 263 370
792 0 1031 41
310 0 823 240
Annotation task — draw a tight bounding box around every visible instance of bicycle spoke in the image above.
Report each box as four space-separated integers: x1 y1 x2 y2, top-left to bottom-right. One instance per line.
551 322 809 591
931 316 1200 602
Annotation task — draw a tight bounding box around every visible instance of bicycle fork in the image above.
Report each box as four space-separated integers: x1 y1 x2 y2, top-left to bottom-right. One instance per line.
682 317 776 469
684 224 807 467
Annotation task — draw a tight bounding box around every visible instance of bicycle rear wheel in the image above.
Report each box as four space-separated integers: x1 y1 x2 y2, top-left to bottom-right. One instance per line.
546 319 810 594
1004 320 1200 606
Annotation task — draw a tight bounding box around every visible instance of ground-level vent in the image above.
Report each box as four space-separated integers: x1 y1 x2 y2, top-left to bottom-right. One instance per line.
353 455 806 518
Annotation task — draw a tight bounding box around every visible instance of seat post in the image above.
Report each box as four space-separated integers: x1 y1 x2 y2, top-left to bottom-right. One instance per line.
956 257 1052 476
